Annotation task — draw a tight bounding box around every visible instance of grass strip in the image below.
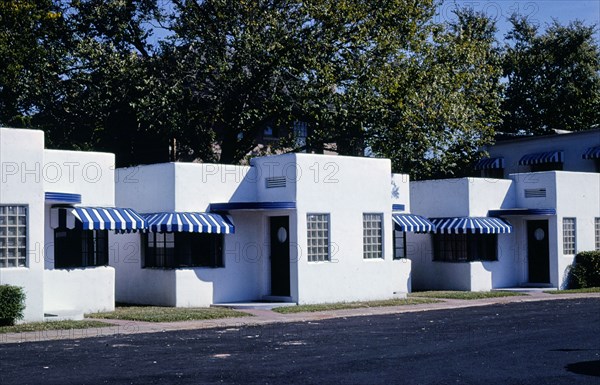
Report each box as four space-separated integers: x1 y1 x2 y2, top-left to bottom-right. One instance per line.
86 305 251 322
544 287 600 294
0 320 115 334
273 298 439 314
409 291 526 300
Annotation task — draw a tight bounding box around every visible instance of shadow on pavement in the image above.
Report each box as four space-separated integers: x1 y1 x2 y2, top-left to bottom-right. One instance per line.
565 360 600 377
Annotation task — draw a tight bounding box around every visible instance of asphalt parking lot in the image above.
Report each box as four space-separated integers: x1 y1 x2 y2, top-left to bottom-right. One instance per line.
1 298 599 385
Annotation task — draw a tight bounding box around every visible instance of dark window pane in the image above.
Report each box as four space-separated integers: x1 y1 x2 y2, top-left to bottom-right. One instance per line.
434 233 497 262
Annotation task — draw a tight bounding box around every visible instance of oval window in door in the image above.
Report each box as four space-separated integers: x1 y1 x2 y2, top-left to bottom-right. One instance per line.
277 227 288 243
534 228 545 241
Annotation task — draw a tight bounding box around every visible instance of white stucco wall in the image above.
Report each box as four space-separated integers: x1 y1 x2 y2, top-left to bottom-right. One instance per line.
43 149 115 206
174 163 256 210
391 173 411 212
116 163 176 212
293 154 411 304
555 172 600 288
40 149 117 316
43 267 115 313
409 177 520 291
43 150 116 270
1 128 119 321
486 129 600 174
114 154 412 306
510 171 600 288
112 163 268 307
411 178 471 218
251 154 298 203
0 128 46 321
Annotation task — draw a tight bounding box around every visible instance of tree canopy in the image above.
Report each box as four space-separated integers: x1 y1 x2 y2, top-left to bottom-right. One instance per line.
502 16 600 135
1 1 598 179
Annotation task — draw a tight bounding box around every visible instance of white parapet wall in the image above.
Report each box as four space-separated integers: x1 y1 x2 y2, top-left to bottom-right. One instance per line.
0 128 46 321
288 154 412 303
112 163 266 307
43 267 115 314
409 177 520 291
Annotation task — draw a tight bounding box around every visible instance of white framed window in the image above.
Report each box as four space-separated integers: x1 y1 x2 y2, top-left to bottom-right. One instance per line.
0 205 27 268
144 232 223 268
307 214 330 262
363 213 383 259
595 217 600 251
393 230 406 259
562 218 576 255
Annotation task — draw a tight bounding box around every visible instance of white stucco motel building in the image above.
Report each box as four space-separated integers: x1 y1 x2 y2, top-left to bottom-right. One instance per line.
408 129 600 291
113 154 416 307
0 127 146 321
2 127 598 322
1 127 424 321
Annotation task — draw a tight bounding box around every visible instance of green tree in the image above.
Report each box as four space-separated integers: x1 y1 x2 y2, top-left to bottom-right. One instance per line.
166 0 439 164
369 8 503 179
32 0 176 166
502 16 600 134
3 1 505 178
0 0 67 126
167 1 502 179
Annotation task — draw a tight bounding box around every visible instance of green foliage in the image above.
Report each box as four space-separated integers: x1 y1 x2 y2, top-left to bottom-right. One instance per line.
567 251 600 289
0 0 68 126
502 16 600 134
0 285 26 326
3 2 598 177
33 0 174 166
409 291 525 300
273 298 439 314
87 305 251 322
545 287 600 294
0 320 113 334
370 7 503 179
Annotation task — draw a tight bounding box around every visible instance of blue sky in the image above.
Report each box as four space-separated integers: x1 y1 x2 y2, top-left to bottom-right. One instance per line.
149 1 600 44
440 1 600 41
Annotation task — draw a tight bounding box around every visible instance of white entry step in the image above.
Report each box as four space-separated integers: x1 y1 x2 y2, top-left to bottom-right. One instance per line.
211 301 297 310
43 310 84 321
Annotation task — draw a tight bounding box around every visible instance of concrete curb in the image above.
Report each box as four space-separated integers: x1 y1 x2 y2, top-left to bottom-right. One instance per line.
2 292 599 345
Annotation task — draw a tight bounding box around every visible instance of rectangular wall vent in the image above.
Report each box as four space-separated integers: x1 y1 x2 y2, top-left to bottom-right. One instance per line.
266 176 286 189
524 188 546 198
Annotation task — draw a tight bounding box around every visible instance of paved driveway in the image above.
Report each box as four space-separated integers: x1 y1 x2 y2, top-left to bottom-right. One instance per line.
1 298 599 384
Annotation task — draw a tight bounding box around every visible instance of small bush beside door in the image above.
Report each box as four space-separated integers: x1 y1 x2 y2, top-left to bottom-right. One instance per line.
568 251 600 289
0 285 26 326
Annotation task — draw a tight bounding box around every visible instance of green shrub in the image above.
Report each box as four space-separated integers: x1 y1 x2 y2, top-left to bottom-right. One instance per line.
0 285 26 326
568 251 600 289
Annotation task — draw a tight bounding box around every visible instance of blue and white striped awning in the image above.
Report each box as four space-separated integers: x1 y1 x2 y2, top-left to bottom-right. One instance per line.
474 157 504 170
392 214 436 233
143 212 235 234
519 150 563 165
582 146 600 159
51 207 146 232
431 217 512 234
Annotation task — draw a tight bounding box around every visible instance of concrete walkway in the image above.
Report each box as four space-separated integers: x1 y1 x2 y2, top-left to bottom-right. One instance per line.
2 291 599 345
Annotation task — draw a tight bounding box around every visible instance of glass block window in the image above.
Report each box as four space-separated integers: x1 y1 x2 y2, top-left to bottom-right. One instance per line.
307 214 330 262
595 218 600 251
0 205 27 268
562 218 576 255
363 213 383 259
